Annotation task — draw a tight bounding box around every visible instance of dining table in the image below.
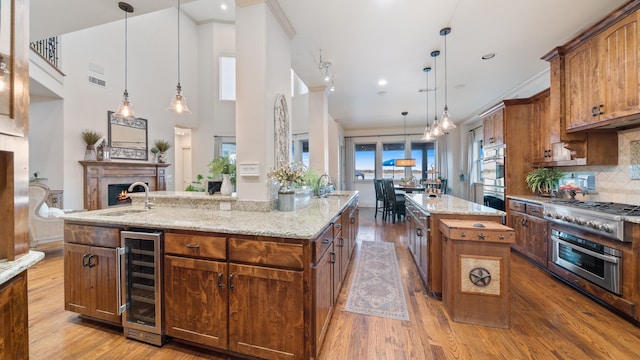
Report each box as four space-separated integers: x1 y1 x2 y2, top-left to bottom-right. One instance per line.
394 184 426 193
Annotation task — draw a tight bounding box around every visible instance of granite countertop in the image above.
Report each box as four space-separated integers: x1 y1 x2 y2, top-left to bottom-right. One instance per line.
0 251 45 286
405 194 506 216
506 195 554 205
63 191 359 240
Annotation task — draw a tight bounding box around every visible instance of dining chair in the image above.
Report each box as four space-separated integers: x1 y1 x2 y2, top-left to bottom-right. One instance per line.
382 178 405 223
373 179 385 219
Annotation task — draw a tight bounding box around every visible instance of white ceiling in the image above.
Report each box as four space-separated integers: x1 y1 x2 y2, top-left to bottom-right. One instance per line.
30 0 627 131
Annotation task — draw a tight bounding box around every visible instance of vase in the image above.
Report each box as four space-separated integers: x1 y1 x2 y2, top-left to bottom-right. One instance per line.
220 174 233 195
84 145 97 161
278 181 295 211
158 152 167 163
152 153 158 163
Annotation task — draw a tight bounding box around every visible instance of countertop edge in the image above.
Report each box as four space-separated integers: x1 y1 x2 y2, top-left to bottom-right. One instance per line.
0 251 46 286
406 194 506 217
506 195 553 205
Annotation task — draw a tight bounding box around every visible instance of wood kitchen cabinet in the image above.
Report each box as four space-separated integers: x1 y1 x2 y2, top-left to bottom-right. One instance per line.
530 89 564 164
313 231 334 357
553 3 640 132
507 199 548 266
482 107 504 146
0 271 28 360
64 223 121 325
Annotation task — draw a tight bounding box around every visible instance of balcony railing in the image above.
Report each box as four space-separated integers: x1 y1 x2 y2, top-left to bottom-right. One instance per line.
30 37 59 69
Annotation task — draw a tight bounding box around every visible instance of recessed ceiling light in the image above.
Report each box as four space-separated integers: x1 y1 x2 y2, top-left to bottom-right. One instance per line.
378 79 387 86
221 3 228 10
481 53 495 60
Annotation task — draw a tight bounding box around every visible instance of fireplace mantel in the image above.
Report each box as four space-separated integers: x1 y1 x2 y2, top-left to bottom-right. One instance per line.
79 161 170 210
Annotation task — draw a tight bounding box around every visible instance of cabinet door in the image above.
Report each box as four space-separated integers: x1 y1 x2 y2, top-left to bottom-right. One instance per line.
228 263 305 360
526 215 548 266
565 40 599 130
598 12 640 122
407 210 416 259
164 255 228 348
507 212 527 253
89 246 121 324
64 243 92 316
312 247 333 356
0 272 28 360
531 93 554 163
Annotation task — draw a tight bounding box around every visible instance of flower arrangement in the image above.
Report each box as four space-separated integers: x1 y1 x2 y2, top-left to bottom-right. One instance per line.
267 165 306 185
154 140 171 153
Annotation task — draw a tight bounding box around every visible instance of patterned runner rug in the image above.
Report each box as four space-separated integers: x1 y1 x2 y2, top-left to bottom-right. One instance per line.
344 241 410 321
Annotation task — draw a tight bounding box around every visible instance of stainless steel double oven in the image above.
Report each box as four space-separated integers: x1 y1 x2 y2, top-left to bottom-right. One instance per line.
482 145 505 211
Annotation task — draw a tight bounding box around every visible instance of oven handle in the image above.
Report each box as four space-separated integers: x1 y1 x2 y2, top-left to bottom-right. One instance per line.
552 236 620 264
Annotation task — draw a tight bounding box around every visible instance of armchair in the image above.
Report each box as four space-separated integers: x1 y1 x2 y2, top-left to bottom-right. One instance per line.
28 183 82 248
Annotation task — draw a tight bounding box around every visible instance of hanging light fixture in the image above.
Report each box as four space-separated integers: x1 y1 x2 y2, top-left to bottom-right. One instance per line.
396 111 416 167
318 49 332 82
166 0 191 114
421 66 434 141
430 50 444 137
329 76 335 92
117 2 135 118
440 27 456 130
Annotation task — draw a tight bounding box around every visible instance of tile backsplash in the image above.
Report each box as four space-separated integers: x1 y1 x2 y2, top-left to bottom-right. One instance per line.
566 127 640 205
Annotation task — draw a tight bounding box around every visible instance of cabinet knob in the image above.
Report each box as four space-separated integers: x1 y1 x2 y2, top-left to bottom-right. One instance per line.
323 237 331 244
591 106 598 117
498 234 505 240
477 233 486 239
598 104 604 115
229 274 235 290
460 232 466 238
217 273 224 289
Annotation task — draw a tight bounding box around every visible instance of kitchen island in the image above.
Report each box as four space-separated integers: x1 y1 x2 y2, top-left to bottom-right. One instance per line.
63 191 359 360
403 194 506 296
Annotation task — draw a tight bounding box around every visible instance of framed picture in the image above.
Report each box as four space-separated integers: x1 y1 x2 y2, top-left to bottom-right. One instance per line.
0 0 27 137
108 111 148 160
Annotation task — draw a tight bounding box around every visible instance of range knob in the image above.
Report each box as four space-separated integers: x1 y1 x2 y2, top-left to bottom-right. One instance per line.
587 221 599 229
598 224 613 233
574 218 586 225
563 215 573 222
554 213 563 219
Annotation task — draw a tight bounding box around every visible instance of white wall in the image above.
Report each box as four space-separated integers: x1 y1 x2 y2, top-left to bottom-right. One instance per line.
45 8 199 209
29 96 64 190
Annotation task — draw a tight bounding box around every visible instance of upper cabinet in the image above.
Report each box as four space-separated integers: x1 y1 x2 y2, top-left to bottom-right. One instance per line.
482 108 504 147
546 2 640 132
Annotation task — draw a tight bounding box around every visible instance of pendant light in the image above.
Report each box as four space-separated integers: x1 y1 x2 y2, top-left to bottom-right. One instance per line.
440 27 456 130
431 50 444 137
166 0 191 114
421 66 434 141
117 2 135 118
396 112 416 167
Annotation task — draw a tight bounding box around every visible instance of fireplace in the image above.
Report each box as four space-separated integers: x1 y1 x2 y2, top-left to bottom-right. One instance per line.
79 161 170 210
108 183 147 207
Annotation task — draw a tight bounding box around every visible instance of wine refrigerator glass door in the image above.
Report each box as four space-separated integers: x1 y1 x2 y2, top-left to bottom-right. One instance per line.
120 230 164 345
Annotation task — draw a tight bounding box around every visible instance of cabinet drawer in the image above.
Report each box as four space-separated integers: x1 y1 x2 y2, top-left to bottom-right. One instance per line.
508 200 526 213
332 216 343 238
165 233 227 260
446 228 514 243
64 223 120 248
229 238 304 270
314 225 333 262
526 204 544 218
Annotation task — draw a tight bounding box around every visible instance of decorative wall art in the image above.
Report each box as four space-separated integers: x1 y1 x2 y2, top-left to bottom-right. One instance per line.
108 111 148 160
274 94 290 169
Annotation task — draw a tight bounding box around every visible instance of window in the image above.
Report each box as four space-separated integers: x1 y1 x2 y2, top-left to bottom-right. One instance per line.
219 55 236 101
411 142 436 179
222 142 236 162
301 140 309 168
382 143 405 179
354 143 376 180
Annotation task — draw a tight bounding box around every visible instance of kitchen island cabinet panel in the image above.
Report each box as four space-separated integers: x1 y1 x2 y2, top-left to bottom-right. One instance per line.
0 271 28 360
228 263 305 360
164 255 227 348
312 241 333 357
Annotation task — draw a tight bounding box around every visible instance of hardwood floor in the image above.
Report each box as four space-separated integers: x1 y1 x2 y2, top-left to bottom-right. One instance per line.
27 208 640 359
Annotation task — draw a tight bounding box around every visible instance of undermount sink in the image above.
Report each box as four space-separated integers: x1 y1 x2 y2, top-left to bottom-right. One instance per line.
100 209 149 216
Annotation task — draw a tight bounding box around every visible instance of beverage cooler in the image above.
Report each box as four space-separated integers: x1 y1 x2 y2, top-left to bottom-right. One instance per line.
118 230 164 346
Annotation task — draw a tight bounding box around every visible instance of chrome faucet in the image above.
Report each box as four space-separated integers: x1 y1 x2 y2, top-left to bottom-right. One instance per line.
317 174 335 197
128 182 153 210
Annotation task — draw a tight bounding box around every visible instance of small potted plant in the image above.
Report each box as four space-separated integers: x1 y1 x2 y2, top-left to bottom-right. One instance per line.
525 167 564 196
81 130 102 161
154 140 171 163
208 156 236 195
267 164 306 211
150 147 160 163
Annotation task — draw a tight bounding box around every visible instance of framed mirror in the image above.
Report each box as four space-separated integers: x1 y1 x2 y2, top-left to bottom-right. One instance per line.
108 111 148 160
0 0 27 137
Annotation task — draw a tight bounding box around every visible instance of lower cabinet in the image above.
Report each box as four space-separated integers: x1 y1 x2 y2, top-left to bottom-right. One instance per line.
406 204 430 283
0 271 28 360
164 256 228 348
507 199 548 266
63 224 121 325
313 241 334 356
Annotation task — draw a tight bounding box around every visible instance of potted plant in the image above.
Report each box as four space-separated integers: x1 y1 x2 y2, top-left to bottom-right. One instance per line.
208 156 236 195
150 147 160 163
81 130 102 161
154 140 171 163
267 164 306 211
525 167 564 196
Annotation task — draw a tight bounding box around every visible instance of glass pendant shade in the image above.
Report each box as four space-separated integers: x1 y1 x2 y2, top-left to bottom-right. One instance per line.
421 126 434 141
117 89 135 118
431 119 444 137
167 83 191 114
440 27 456 131
441 106 456 130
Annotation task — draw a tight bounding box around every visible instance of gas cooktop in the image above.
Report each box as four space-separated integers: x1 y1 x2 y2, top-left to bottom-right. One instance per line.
550 200 640 217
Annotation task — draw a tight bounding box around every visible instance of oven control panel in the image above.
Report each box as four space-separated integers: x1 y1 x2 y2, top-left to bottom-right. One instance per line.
543 206 625 242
